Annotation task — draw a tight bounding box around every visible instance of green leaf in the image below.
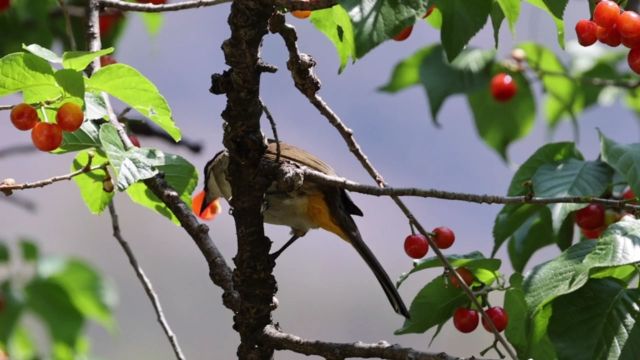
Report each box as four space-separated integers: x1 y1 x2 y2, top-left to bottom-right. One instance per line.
0 283 24 347
524 217 640 313
490 2 505 48
84 91 108 120
23 43 62 63
140 13 164 35
396 251 500 287
467 67 535 160
54 69 84 104
310 5 356 73
600 132 640 200
533 159 613 231
19 239 38 262
340 0 426 58
524 0 565 48
395 276 468 335
504 274 529 355
87 64 181 141
507 142 583 196
38 257 115 329
7 326 37 360
381 45 495 124
496 0 520 33
0 242 9 264
0 52 60 102
56 119 102 154
506 207 554 272
548 278 640 360
71 150 113 214
62 48 114 72
519 42 577 128
432 0 492 61
424 5 442 29
99 123 126 174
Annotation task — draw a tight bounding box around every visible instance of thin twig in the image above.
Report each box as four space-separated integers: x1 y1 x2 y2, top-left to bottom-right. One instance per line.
262 325 498 360
57 0 77 51
0 104 13 111
0 164 107 193
99 0 230 13
108 201 186 360
273 15 519 360
261 99 281 162
87 0 238 310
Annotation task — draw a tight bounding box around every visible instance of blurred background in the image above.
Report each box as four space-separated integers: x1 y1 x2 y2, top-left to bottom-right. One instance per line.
2 1 640 359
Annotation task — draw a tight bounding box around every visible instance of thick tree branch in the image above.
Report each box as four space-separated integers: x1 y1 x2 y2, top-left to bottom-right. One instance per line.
108 201 186 360
100 0 230 12
272 16 518 359
262 325 497 360
87 0 238 311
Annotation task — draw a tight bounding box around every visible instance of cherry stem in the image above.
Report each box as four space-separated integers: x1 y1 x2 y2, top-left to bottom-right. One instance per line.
39 105 51 124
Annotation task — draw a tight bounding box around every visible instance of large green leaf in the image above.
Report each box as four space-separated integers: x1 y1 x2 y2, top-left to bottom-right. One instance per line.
0 52 60 102
0 282 23 347
519 42 576 128
62 48 114 72
524 217 640 313
524 0 565 48
56 120 102 154
71 150 113 214
23 43 62 63
432 0 492 61
506 207 554 272
548 278 640 360
467 67 535 160
496 0 520 33
87 64 180 141
532 159 613 232
340 0 425 58
395 276 468 335
380 45 495 124
310 6 355 73
600 132 640 199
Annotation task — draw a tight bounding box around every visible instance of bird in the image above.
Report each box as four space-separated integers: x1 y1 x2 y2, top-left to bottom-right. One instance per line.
199 140 410 318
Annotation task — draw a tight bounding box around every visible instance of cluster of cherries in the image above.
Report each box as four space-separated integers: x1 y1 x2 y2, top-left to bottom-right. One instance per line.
10 103 84 151
574 0 640 74
403 226 455 258
576 188 636 239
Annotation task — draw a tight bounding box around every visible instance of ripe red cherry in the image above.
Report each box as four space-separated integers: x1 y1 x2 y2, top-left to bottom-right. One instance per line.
100 55 117 67
56 103 84 132
31 122 63 151
404 234 429 259
291 10 311 19
432 226 455 249
621 34 640 48
453 307 479 333
581 226 605 240
393 26 413 41
575 204 605 230
629 47 640 74
449 267 474 289
99 11 123 35
597 25 622 46
10 103 39 131
0 0 10 12
481 306 509 332
623 187 636 200
490 73 517 102
594 0 621 29
617 11 640 38
575 19 598 46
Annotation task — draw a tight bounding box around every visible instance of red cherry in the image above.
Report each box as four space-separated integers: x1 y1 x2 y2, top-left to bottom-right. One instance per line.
56 103 84 132
291 10 311 19
10 103 39 131
597 25 622 46
404 234 429 259
594 0 621 29
621 34 640 48
99 11 123 35
490 73 517 102
449 267 474 289
481 306 509 332
31 122 63 151
581 226 605 240
0 0 10 12
623 187 636 200
453 307 479 333
617 11 640 38
432 226 455 249
100 55 117 67
393 26 413 41
192 191 221 221
422 5 435 18
129 134 141 147
629 47 640 74
575 19 598 46
575 204 605 230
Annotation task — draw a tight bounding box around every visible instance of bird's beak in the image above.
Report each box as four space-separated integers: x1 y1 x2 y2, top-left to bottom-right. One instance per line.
200 192 217 216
